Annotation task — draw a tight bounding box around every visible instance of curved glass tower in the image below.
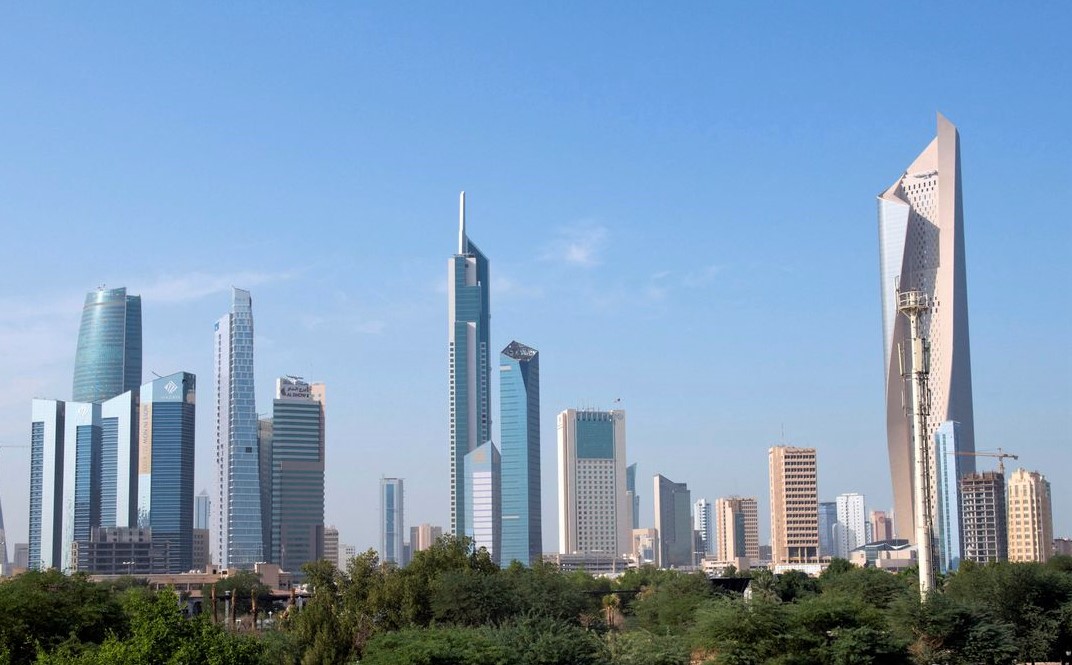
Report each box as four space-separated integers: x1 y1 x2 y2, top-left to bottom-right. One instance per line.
72 287 142 403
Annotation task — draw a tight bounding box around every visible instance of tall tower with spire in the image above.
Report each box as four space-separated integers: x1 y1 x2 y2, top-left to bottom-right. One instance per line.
448 192 491 538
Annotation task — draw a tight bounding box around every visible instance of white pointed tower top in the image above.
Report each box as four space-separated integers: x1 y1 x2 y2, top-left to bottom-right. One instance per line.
458 191 467 254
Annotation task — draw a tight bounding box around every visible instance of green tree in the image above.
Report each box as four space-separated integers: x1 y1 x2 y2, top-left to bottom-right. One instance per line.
632 571 714 635
607 630 689 665
500 560 588 622
490 615 608 665
821 566 914 610
0 570 126 664
36 589 264 665
691 595 790 664
279 558 353 664
891 592 1017 665
204 570 272 620
783 593 908 664
359 627 506 665
944 561 1072 662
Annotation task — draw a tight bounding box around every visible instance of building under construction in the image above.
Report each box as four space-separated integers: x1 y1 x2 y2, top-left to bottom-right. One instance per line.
959 471 1007 563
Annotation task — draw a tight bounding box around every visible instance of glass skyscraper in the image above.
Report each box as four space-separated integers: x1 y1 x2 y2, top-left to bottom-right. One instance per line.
626 463 639 530
934 421 962 573
817 501 837 558
380 478 404 566
30 391 137 572
195 490 210 531
138 372 196 573
448 192 491 538
213 287 263 569
258 416 273 562
29 400 64 570
72 287 142 403
693 498 713 556
499 341 541 566
464 441 500 564
653 474 692 568
269 377 325 574
101 390 138 530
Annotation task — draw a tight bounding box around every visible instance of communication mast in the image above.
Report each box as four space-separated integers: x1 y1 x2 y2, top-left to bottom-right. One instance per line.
898 289 936 598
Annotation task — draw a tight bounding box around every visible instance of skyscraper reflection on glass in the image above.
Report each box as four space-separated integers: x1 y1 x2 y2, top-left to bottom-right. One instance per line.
499 341 540 566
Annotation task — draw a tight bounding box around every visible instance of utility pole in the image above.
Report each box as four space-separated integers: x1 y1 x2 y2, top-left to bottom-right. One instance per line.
898 289 936 598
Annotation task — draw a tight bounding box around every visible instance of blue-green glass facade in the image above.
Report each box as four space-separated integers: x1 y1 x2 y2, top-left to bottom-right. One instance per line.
654 474 692 568
29 401 64 570
626 463 639 530
73 423 102 544
380 478 403 565
270 379 325 575
214 288 263 570
31 394 137 572
72 288 142 403
139 372 196 573
448 200 491 538
934 420 962 573
818 501 837 558
499 341 540 566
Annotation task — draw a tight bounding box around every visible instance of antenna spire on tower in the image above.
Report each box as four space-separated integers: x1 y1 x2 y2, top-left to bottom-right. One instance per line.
458 191 467 254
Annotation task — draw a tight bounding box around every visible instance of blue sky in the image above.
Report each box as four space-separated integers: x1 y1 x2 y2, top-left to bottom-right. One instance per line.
1 3 1069 554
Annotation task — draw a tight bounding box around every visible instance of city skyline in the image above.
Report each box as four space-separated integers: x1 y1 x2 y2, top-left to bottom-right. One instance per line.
1 4 1069 555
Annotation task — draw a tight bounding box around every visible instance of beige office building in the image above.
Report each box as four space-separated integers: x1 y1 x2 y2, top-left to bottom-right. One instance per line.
715 497 759 562
557 409 630 557
324 525 339 568
870 510 893 542
769 446 819 564
1006 469 1053 563
410 523 444 552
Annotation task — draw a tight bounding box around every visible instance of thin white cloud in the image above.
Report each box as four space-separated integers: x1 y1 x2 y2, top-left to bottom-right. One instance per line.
543 223 609 267
139 270 293 303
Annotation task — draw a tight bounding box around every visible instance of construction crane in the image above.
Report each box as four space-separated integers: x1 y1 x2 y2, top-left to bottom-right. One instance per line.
954 448 1019 475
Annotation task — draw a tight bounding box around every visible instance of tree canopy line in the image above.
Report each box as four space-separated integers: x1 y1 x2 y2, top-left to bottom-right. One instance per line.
0 536 1070 664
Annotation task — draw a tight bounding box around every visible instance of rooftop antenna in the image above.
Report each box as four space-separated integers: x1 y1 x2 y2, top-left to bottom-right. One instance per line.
458 191 466 254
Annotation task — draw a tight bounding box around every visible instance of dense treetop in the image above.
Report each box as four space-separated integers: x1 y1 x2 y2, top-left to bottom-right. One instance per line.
1 538 1069 664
